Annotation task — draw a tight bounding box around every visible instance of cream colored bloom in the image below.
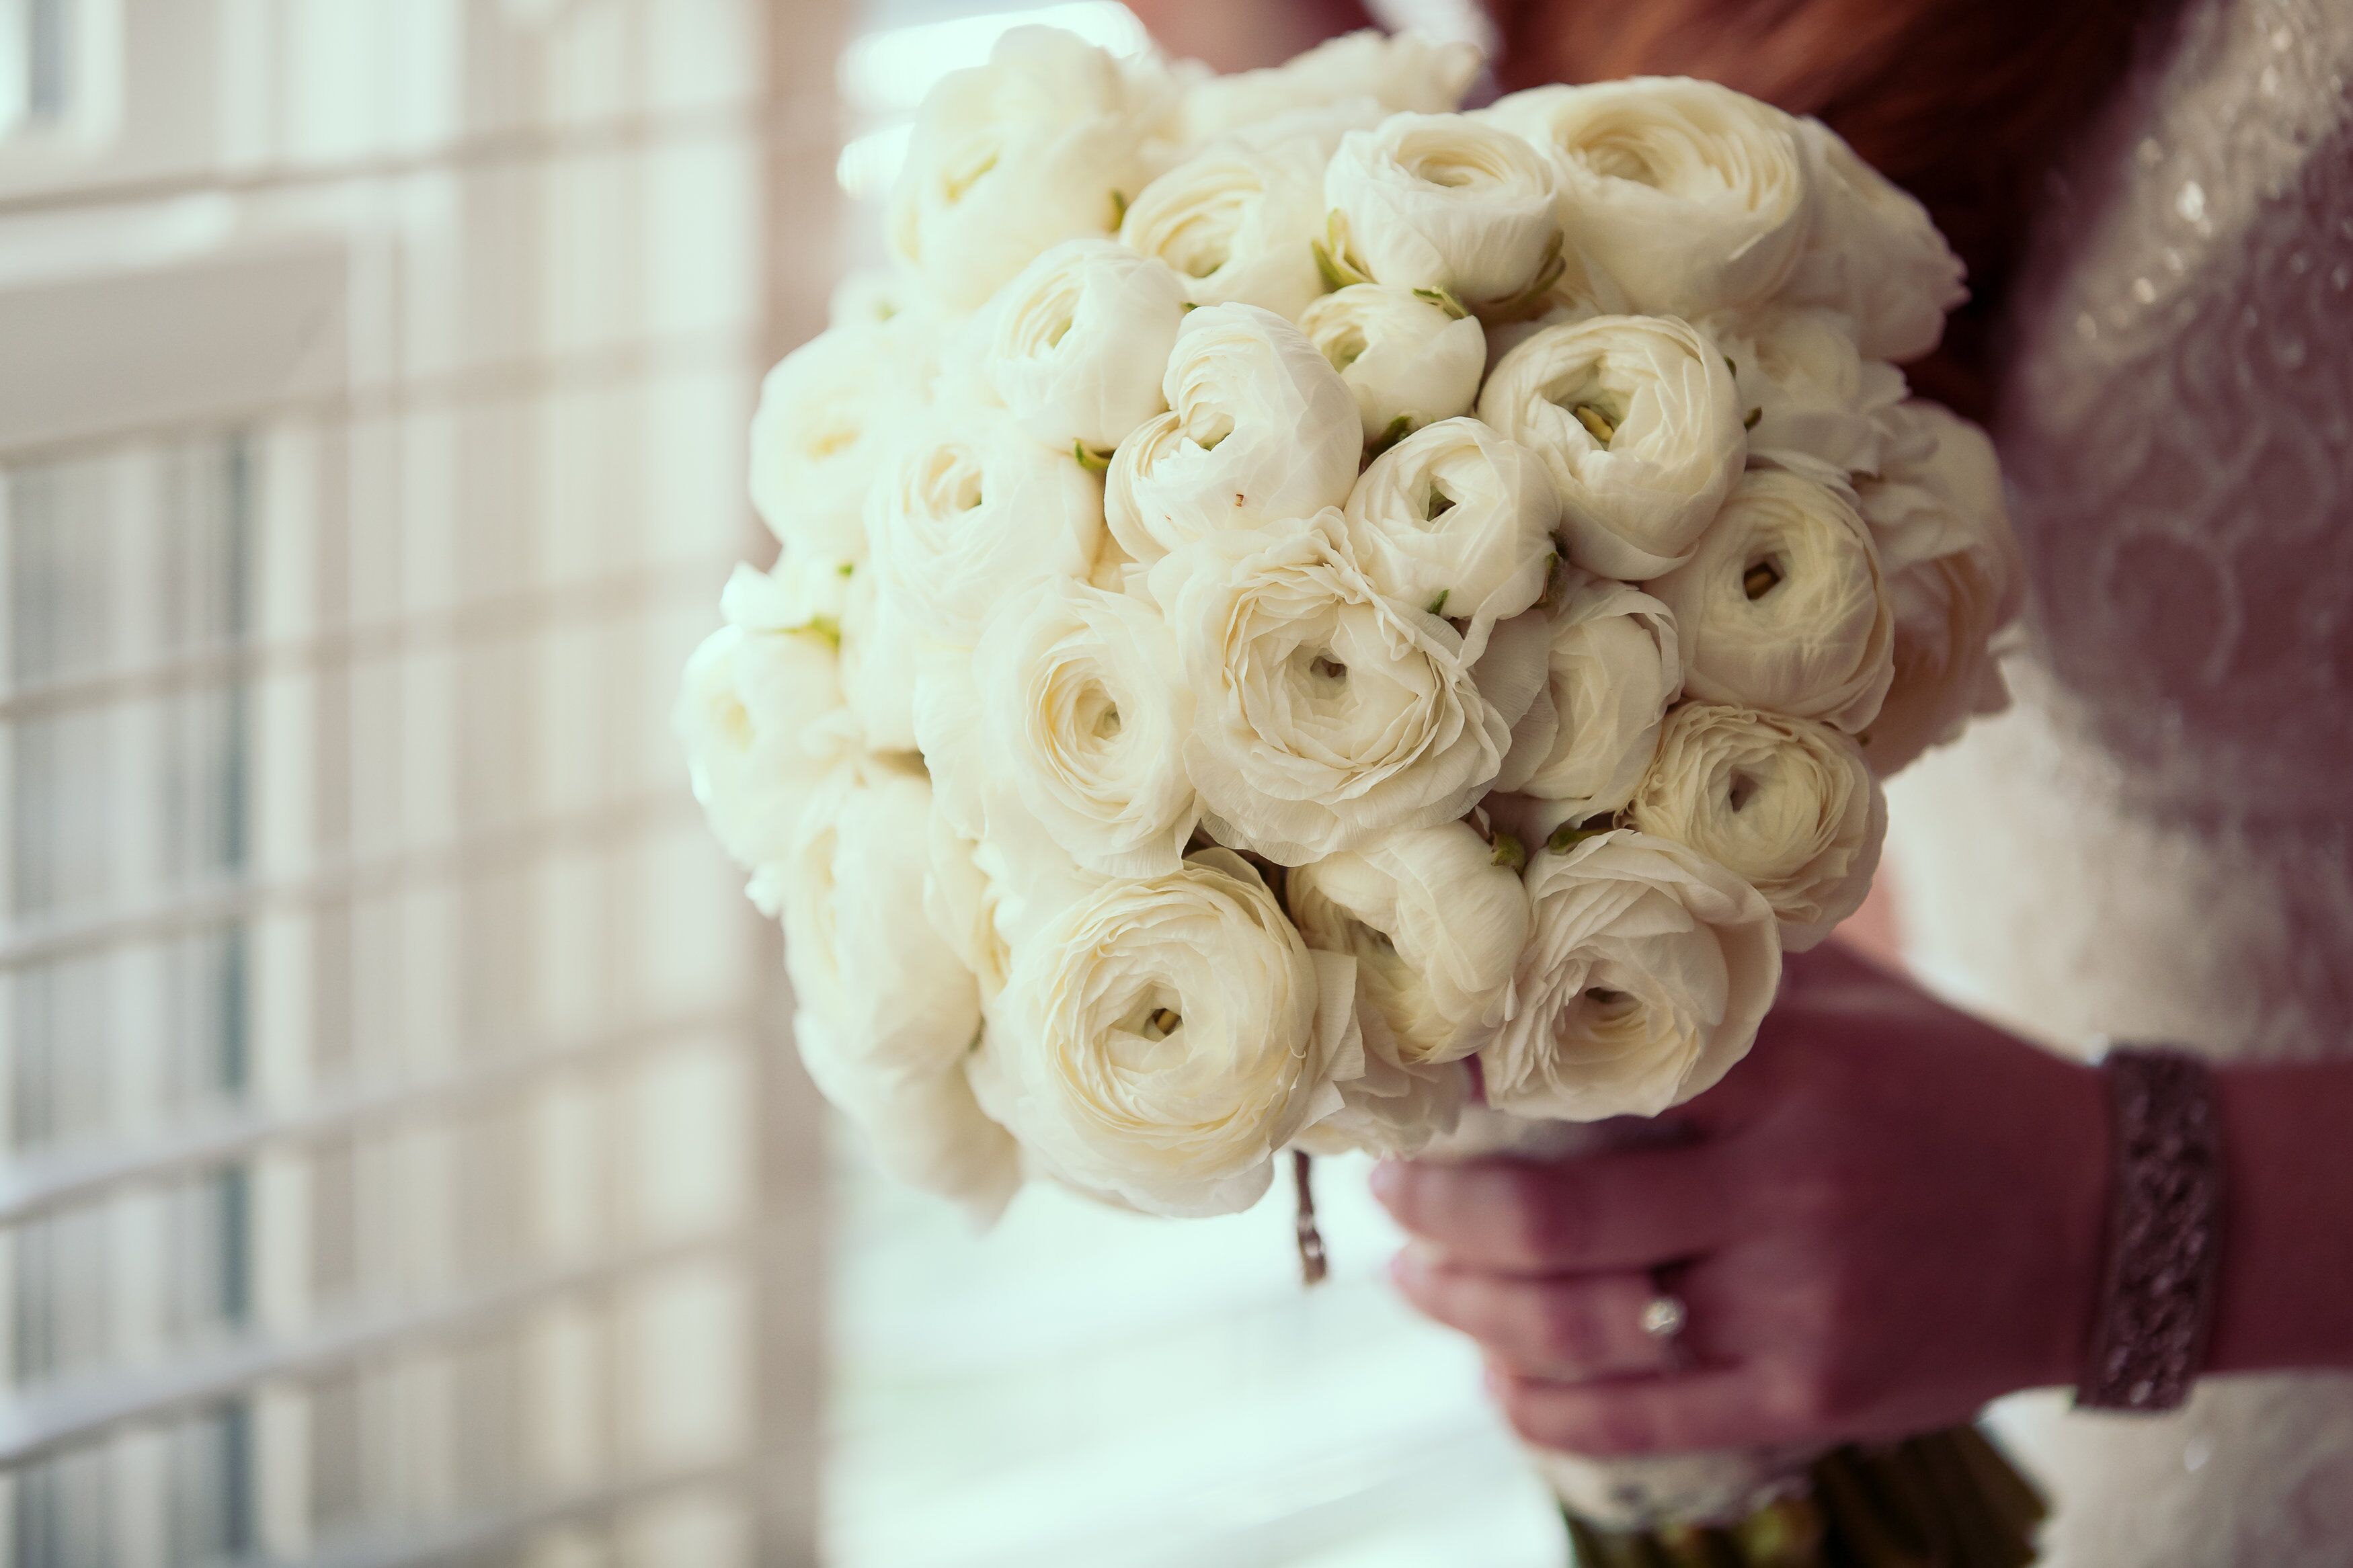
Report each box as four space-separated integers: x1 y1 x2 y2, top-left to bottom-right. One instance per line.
1176 30 1482 144
1651 468 1895 732
783 764 1020 1219
980 848 1360 1216
1122 108 1367 323
889 26 1176 312
748 321 931 561
1628 704 1883 950
674 561 859 899
1708 304 1908 475
1477 315 1745 579
1782 118 1966 364
972 577 1199 877
1853 401 2022 772
1324 112 1561 305
1492 574 1682 818
1290 821 1530 1067
1150 513 1511 863
838 561 930 753
867 409 1106 649
1486 78 1812 319
986 239 1189 453
1299 284 1487 444
1342 417 1559 639
1486 831 1781 1121
1106 302 1361 562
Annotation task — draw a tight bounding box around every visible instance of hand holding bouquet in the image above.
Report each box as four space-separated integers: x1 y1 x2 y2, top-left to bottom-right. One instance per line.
680 23 2026 1551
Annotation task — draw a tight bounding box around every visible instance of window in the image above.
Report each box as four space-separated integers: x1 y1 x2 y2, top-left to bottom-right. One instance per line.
0 3 828 1563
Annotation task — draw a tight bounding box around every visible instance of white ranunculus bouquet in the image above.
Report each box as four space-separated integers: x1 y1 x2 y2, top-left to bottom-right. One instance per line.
681 25 2023 1558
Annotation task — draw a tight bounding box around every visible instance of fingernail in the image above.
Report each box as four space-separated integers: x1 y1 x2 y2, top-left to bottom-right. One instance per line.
1481 1362 1506 1399
1387 1247 1425 1288
1368 1160 1405 1205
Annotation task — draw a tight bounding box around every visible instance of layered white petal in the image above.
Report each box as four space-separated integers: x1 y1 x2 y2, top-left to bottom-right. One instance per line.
1478 314 1745 579
986 239 1188 452
1781 117 1966 364
1150 513 1511 863
980 849 1357 1216
1486 830 1781 1121
1486 77 1812 319
1492 573 1683 817
1853 401 2023 773
888 26 1179 311
867 408 1107 649
1324 112 1562 305
973 577 1199 876
1299 284 1488 444
1651 468 1895 732
1343 417 1558 642
1106 302 1361 561
1628 703 1884 950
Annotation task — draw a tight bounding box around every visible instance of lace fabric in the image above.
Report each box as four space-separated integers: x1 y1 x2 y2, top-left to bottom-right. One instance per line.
1883 0 2353 1559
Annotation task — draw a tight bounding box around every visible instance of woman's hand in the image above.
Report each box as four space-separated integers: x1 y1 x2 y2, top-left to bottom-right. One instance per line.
1370 941 2111 1457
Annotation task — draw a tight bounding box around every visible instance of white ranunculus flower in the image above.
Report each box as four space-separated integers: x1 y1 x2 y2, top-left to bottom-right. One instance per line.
784 764 1019 1219
1151 513 1511 863
867 409 1107 649
1492 574 1683 817
1106 303 1361 562
980 848 1361 1216
675 561 859 899
748 321 930 560
1290 821 1531 1067
1628 704 1884 951
1486 78 1812 319
1324 112 1562 306
1478 315 1745 579
1853 401 2023 773
838 561 930 753
1122 106 1371 323
1299 284 1487 446
1782 118 1966 364
889 27 1177 313
986 239 1189 454
1176 30 1482 144
797 1008 1021 1223
1485 830 1781 1121
1651 468 1895 733
972 577 1199 877
1708 305 1908 474
1342 417 1559 640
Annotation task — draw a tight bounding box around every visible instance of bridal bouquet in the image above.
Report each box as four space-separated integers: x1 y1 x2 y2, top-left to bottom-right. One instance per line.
680 24 2030 1561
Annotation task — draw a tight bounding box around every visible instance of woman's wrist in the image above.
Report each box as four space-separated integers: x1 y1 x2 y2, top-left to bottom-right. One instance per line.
2206 1062 2353 1375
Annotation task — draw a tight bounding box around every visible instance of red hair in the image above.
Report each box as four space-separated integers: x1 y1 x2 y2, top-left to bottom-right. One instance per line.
1488 0 2156 414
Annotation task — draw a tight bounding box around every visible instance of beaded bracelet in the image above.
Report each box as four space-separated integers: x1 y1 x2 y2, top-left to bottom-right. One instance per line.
2076 1046 2227 1413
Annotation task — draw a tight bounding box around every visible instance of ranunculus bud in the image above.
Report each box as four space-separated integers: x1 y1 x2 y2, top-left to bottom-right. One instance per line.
1323 112 1562 306
1628 703 1884 950
986 239 1189 454
1478 315 1745 579
1342 417 1560 643
1485 78 1812 320
1651 468 1895 733
1486 831 1781 1121
1299 284 1487 445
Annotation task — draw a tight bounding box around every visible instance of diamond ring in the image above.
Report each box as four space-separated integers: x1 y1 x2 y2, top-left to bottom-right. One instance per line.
1639 1292 1688 1343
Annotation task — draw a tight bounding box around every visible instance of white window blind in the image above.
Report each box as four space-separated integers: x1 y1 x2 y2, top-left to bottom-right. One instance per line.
0 3 833 1564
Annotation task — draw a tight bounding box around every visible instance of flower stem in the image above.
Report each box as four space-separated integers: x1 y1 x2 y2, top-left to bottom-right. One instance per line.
1292 1149 1328 1286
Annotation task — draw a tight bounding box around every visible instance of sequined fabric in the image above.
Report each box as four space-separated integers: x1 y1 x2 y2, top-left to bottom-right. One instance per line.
1884 0 2353 1558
